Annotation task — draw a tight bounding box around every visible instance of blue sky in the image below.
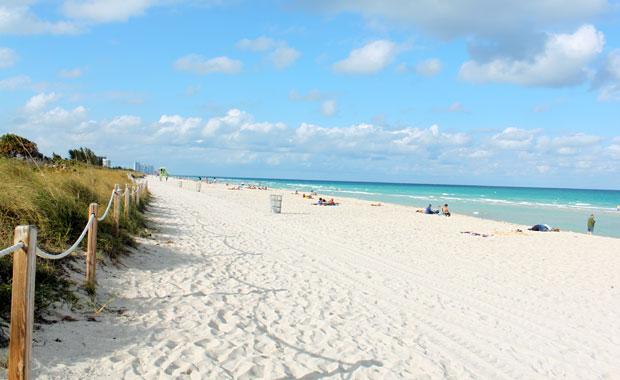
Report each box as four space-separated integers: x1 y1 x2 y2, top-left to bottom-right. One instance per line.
1 0 620 189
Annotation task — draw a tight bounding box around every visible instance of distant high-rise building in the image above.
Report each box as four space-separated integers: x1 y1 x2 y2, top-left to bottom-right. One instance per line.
133 161 154 174
102 158 111 168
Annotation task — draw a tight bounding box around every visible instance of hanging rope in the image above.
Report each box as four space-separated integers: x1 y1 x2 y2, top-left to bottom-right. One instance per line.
0 242 24 258
98 189 116 222
35 214 95 260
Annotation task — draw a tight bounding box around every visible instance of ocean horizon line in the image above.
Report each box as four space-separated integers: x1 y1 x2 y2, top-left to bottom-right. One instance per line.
170 174 620 193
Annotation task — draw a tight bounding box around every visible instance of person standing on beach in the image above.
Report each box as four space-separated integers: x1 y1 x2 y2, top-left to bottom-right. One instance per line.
587 214 595 235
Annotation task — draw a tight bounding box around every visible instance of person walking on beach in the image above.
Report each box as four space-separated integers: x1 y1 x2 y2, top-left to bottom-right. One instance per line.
587 214 595 235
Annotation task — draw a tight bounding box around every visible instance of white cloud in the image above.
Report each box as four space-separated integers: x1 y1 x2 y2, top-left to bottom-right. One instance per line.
37 106 89 127
23 92 61 113
574 161 592 169
236 37 301 69
103 115 141 132
58 68 83 78
392 124 471 152
292 121 470 157
597 85 620 101
459 25 605 87
333 40 400 74
0 47 18 68
203 109 252 136
593 51 620 101
203 109 287 137
202 109 288 148
156 114 202 139
607 137 620 159
174 54 243 74
269 44 301 69
535 133 604 156
0 4 80 35
0 75 31 90
321 100 337 116
469 150 492 158
62 0 153 22
492 127 539 150
235 36 275 51
537 165 551 174
552 133 603 147
416 58 442 77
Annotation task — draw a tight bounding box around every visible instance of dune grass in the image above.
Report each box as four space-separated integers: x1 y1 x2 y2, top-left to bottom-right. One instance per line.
0 158 150 339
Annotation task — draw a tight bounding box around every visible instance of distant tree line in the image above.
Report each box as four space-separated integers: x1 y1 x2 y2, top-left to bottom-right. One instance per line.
67 147 102 166
0 133 104 166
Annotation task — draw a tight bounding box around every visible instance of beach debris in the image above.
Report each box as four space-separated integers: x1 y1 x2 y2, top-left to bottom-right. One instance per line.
95 296 118 315
156 240 175 245
461 231 493 237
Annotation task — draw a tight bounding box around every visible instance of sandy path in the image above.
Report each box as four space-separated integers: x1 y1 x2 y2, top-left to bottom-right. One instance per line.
26 178 620 379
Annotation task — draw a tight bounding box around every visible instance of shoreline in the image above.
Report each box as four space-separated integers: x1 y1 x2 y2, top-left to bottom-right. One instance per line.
173 176 618 241
169 175 620 239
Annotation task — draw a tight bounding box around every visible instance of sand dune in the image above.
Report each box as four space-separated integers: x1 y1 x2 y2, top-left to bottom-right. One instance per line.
27 177 620 379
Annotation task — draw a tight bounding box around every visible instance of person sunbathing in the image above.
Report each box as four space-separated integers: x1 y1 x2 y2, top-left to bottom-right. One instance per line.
417 204 439 214
528 224 560 232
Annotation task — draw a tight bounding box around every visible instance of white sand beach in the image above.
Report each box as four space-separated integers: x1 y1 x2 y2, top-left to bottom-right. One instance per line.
24 177 620 379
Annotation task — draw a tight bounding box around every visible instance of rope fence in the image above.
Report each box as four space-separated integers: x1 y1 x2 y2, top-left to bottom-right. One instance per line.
1 179 149 380
34 214 95 260
97 189 116 222
0 242 24 259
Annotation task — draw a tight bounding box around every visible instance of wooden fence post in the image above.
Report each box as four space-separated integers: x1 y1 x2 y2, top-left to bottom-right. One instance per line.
124 184 129 218
137 184 141 205
8 225 37 380
113 184 120 237
86 203 98 288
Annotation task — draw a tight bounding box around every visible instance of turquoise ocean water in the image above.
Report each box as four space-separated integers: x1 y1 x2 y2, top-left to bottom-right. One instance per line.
175 175 620 239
